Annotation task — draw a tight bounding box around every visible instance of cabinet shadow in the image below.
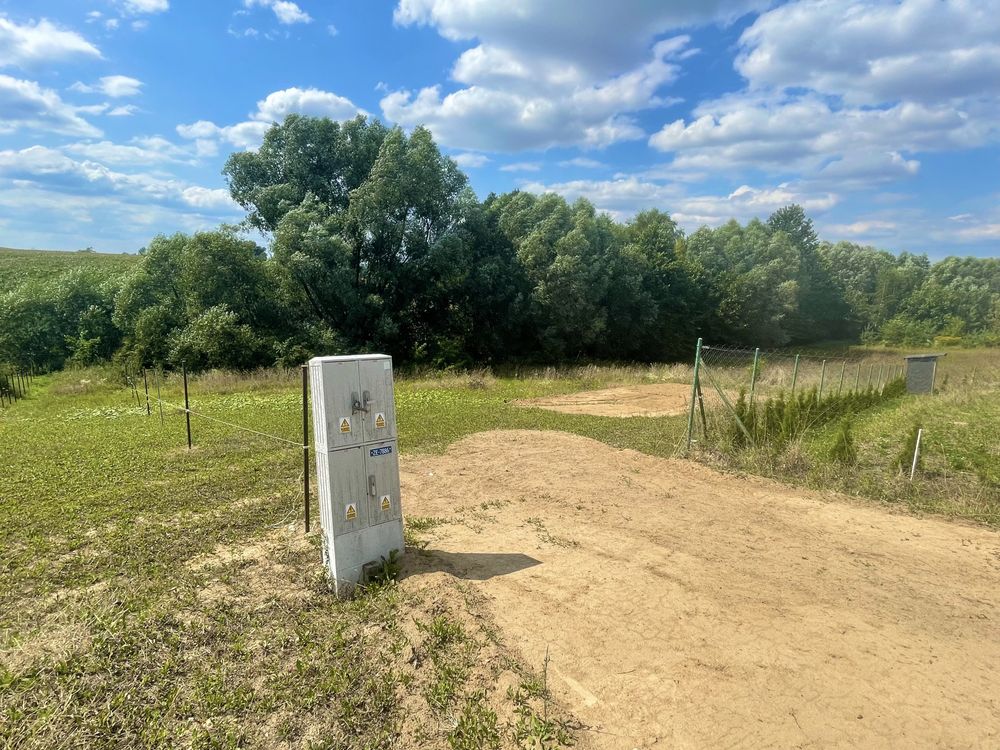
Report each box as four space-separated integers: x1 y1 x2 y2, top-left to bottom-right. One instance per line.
402 549 541 581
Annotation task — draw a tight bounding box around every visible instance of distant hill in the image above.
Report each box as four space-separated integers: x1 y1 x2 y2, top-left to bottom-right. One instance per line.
0 247 138 294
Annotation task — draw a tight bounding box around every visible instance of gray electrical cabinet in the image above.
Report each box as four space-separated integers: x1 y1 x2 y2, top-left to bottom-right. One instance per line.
309 354 403 594
904 353 944 394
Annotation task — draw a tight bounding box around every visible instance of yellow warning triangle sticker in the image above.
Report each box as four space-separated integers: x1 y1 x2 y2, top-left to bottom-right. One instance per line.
339 417 351 433
380 495 391 512
345 504 357 520
375 413 386 429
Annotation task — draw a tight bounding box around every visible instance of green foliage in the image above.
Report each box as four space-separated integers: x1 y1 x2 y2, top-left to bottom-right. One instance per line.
724 379 907 452
0 267 124 370
112 229 281 370
3 116 999 373
448 693 502 750
371 549 401 584
829 418 858 465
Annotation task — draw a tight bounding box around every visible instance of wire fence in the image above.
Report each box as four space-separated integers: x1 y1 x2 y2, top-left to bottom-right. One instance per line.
0 363 35 407
686 340 906 452
127 364 314 533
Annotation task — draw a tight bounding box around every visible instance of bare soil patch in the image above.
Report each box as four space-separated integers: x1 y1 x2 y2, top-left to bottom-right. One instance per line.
401 430 1000 749
516 382 715 418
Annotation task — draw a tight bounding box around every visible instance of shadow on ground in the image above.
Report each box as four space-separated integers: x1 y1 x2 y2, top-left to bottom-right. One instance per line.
403 549 541 581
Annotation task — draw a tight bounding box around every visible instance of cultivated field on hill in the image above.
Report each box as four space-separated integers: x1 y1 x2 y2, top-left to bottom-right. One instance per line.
0 247 137 294
1 359 998 747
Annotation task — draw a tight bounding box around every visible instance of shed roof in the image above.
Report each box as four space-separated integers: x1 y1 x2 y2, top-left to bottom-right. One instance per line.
903 353 947 360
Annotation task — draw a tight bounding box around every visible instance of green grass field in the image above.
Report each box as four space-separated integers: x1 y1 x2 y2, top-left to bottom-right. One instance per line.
1 357 997 747
0 247 137 294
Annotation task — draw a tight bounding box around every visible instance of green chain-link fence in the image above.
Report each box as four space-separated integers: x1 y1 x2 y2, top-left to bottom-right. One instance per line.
686 339 906 452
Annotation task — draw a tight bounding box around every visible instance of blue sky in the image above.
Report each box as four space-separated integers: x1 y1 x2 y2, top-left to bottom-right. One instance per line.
1 0 998 258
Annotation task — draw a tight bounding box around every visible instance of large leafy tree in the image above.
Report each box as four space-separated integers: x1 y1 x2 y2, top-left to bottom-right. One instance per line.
224 114 389 233
607 210 710 359
0 268 123 370
686 219 802 346
768 204 851 342
6 114 997 372
259 118 510 363
114 229 281 368
489 192 617 358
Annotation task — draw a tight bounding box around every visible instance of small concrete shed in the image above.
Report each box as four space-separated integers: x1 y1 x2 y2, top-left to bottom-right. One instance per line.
903 353 945 394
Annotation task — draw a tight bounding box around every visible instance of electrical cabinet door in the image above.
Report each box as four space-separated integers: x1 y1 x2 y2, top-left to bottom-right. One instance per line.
358 357 396 442
322 446 369 536
365 441 402 525
311 359 363 451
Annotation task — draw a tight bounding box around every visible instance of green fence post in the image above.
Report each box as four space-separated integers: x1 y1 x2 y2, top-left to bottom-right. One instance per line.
686 338 703 451
818 359 827 398
748 347 761 407
790 354 800 396
838 360 846 395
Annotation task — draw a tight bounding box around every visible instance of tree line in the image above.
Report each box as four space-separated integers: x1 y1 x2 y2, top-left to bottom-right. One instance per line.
1 115 997 372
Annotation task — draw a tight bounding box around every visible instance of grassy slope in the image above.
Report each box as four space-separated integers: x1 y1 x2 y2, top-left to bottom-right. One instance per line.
1 361 996 746
696 348 999 525
0 247 137 294
4 369 677 748
803 387 1000 522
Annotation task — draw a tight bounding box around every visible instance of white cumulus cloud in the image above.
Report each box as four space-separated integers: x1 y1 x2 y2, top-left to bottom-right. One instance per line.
0 75 101 137
520 175 836 227
649 91 995 177
176 87 366 150
63 137 196 166
245 0 312 25
559 157 607 169
647 0 1000 194
70 75 143 98
255 87 364 121
382 37 689 152
450 152 490 168
0 145 237 213
394 0 768 78
499 162 541 172
737 0 1000 105
0 16 101 69
119 0 169 14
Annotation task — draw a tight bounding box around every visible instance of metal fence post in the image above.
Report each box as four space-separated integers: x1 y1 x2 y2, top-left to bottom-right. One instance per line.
142 368 151 416
790 354 800 396
302 364 311 533
819 359 827 398
854 362 862 392
877 363 885 392
748 347 761 407
182 362 192 449
686 338 703 451
838 360 846 395
155 367 164 427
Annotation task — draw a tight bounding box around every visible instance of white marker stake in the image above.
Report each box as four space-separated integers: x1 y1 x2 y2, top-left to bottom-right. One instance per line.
909 428 923 481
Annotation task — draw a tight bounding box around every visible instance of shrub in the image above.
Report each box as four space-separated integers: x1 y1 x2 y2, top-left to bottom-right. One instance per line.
829 418 858 465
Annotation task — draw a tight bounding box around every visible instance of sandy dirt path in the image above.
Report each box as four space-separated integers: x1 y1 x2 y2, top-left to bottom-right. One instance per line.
516 382 705 417
401 430 1000 749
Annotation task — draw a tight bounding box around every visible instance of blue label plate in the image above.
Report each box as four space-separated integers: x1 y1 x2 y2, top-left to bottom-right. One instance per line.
369 446 393 457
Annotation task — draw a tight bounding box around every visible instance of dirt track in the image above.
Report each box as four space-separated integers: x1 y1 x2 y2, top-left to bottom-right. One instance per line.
401 430 1000 749
517 382 724 418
